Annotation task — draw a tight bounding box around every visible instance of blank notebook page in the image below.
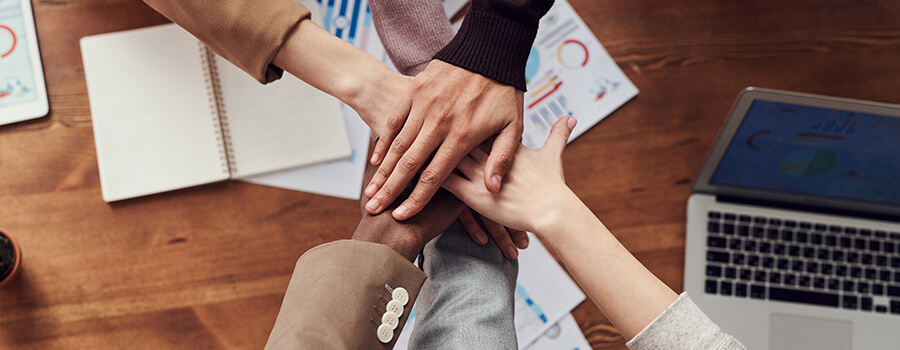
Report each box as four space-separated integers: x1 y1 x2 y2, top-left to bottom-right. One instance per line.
213 55 350 178
81 24 228 202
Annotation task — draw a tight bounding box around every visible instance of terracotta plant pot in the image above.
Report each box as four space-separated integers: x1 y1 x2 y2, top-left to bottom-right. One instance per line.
0 227 22 287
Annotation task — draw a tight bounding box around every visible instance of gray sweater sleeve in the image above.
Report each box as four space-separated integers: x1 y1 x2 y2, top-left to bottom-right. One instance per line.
626 293 746 350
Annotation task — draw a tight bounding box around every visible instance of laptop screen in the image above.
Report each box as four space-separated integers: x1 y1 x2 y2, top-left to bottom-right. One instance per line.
710 100 900 206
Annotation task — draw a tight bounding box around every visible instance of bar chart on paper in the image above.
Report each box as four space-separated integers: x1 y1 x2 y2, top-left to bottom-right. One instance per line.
521 0 638 149
316 0 382 53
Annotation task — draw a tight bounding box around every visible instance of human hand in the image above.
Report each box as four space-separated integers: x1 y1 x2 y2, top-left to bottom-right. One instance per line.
352 162 465 262
349 71 412 140
442 117 579 234
459 209 529 260
363 59 525 221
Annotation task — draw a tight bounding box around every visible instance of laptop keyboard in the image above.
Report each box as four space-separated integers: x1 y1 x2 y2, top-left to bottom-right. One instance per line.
704 211 900 314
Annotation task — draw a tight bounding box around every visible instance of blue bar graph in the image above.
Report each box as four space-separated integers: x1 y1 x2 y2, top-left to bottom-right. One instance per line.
516 284 547 323
324 0 336 32
334 0 350 38
347 0 363 44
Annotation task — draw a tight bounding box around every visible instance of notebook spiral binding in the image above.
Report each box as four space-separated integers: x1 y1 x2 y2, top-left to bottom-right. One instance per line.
198 43 235 175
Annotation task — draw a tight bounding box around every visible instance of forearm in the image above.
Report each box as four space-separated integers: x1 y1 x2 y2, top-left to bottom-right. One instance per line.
273 19 401 129
351 219 422 262
142 0 309 83
434 0 555 90
537 195 678 341
369 0 453 75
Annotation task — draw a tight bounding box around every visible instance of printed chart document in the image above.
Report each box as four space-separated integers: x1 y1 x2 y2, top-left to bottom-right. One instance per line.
521 0 638 149
392 234 586 349
515 233 586 348
526 314 592 350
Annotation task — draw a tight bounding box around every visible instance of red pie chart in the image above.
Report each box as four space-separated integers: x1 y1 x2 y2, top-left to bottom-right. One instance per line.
1 25 16 58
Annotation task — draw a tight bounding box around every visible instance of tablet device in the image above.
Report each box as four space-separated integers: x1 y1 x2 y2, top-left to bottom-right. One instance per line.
0 0 49 125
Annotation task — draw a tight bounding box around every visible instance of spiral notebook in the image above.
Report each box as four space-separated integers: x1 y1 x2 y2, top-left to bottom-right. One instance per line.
80 24 351 202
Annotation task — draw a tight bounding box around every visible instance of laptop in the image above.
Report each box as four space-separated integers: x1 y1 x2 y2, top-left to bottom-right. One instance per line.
684 87 900 349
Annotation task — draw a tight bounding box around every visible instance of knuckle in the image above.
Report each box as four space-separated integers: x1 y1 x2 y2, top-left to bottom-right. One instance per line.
376 167 391 178
435 104 454 126
398 156 419 171
379 184 396 198
451 128 472 144
404 195 423 208
391 137 409 153
495 154 514 172
419 169 441 186
386 115 404 131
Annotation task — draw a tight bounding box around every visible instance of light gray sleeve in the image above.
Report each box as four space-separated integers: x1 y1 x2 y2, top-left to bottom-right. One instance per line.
409 220 519 349
626 292 746 350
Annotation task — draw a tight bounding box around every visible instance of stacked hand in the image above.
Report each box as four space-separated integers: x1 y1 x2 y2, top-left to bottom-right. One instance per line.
443 117 579 235
358 59 528 259
352 162 465 262
363 60 524 221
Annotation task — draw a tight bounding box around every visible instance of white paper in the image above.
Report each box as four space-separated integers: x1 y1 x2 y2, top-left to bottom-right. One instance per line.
242 104 370 199
515 233 586 348
521 0 638 149
392 234 586 349
525 313 592 350
215 54 351 178
81 25 229 202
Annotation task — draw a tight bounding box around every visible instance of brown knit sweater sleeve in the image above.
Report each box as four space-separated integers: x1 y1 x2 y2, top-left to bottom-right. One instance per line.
434 0 555 91
141 0 311 84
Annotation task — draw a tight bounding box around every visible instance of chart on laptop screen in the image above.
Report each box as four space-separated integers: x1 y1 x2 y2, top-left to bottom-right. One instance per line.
0 0 39 107
711 100 900 206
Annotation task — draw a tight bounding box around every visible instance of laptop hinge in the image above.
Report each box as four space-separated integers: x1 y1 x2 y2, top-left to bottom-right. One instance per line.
715 195 900 224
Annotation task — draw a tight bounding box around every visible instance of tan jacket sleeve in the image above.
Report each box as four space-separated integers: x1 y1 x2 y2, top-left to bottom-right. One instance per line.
264 240 427 349
141 0 311 84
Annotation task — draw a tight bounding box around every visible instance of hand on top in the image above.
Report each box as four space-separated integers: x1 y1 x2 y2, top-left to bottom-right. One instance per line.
362 59 525 222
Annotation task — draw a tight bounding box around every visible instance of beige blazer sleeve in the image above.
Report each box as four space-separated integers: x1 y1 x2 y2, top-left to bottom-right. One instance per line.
141 0 311 84
264 240 427 349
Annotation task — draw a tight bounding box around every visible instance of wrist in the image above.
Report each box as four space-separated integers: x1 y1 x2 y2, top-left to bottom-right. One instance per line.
351 218 423 262
346 66 409 137
531 187 583 237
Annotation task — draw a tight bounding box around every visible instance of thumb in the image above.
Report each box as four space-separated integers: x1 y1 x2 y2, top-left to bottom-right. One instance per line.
484 125 521 193
543 116 576 157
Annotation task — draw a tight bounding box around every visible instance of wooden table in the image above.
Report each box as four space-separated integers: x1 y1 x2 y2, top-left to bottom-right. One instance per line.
2 0 899 348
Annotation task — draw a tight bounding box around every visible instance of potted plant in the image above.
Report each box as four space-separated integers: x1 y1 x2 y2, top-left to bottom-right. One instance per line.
0 227 22 287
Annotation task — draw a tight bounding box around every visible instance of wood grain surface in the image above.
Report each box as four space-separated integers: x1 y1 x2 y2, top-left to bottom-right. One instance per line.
2 0 899 348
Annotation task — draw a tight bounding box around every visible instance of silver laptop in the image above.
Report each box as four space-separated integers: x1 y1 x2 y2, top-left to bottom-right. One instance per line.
685 87 900 349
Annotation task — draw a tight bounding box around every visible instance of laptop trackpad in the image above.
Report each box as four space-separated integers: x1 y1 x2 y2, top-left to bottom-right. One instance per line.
770 314 851 350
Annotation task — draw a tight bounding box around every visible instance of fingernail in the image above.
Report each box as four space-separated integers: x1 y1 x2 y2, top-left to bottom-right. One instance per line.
505 245 518 260
393 204 409 218
370 152 379 165
366 198 380 212
517 238 529 249
491 175 502 190
364 183 377 197
477 233 488 245
567 116 577 129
